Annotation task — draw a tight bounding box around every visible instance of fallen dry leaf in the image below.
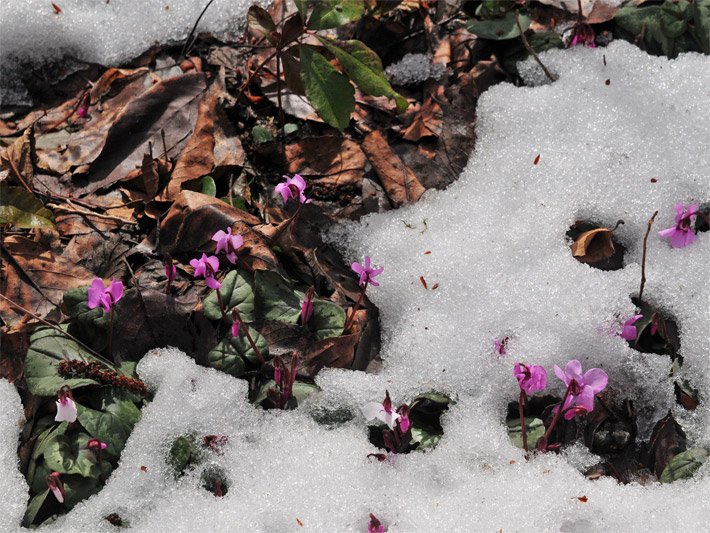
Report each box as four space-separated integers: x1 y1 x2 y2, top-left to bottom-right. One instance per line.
285 136 366 188
0 126 36 189
402 97 444 142
571 227 615 263
361 131 425 206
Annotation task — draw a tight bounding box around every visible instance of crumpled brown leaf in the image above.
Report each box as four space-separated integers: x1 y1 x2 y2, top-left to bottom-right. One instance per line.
77 72 207 195
285 136 366 189
361 131 426 206
0 126 36 189
571 227 616 263
402 97 444 141
0 236 95 325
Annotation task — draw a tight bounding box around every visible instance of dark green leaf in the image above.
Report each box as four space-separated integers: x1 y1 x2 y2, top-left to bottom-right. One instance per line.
299 45 354 131
0 182 54 228
660 447 708 483
307 0 364 30
202 269 255 321
467 11 530 40
251 125 274 144
76 398 141 457
62 470 111 510
200 175 217 197
319 38 407 111
207 326 269 374
247 5 277 42
22 489 50 527
169 435 202 478
25 327 101 396
32 422 69 461
311 299 345 340
62 286 109 350
506 417 545 449
254 270 304 323
294 0 308 20
43 432 100 478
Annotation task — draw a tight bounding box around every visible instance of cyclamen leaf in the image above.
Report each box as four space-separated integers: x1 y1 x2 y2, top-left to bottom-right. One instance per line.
207 326 269 375
467 11 530 40
200 175 217 197
76 398 141 457
22 490 49 528
0 183 54 228
43 432 101 478
660 448 708 483
202 269 256 321
299 45 354 131
25 327 101 396
311 299 345 340
307 0 364 30
253 379 320 407
319 38 407 111
506 417 545 449
255 270 304 323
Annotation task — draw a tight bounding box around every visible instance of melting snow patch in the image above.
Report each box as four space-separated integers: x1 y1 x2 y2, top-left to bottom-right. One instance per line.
385 53 446 86
0 0 262 106
1 41 709 531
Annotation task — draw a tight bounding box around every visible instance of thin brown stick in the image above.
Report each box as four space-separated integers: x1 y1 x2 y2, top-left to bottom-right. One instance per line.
638 210 658 303
516 12 556 82
47 201 137 225
5 154 34 195
0 293 117 369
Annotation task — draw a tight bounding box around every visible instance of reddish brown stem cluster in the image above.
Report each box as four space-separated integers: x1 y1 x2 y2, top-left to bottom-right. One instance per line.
58 360 147 395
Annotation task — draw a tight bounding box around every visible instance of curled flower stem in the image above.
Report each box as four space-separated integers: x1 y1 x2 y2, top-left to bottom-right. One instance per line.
232 307 265 365
638 210 658 303
539 381 574 449
108 307 114 361
518 390 529 456
344 281 368 332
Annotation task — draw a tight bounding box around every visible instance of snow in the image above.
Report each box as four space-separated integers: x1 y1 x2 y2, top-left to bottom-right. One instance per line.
385 54 446 86
0 380 28 531
0 0 261 107
1 41 709 531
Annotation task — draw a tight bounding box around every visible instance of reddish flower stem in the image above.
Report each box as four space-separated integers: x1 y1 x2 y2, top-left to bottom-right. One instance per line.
540 381 575 448
232 307 265 365
344 281 368 332
108 307 114 361
638 210 658 303
518 390 529 456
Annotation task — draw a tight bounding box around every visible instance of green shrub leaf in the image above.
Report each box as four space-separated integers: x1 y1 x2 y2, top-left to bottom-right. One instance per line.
299 45 354 131
307 0 364 30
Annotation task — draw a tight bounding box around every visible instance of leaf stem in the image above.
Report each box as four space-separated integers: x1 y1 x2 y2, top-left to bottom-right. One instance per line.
344 281 368 332
515 11 556 83
518 390 529 456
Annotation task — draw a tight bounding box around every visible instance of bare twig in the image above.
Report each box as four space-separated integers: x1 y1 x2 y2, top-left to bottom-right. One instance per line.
638 210 658 303
47 201 137 225
516 12 556 82
180 0 216 59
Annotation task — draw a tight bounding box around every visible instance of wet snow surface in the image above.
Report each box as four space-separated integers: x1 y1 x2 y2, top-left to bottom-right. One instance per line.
1 41 709 531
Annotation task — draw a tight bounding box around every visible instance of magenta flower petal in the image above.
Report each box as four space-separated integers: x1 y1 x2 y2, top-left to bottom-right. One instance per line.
87 278 104 310
206 276 221 290
108 280 124 305
583 368 608 393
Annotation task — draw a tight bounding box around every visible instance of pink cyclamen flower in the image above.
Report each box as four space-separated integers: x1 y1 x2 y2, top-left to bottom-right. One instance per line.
231 319 240 338
397 404 411 433
570 23 596 48
55 387 77 423
368 514 385 533
212 227 244 264
351 256 384 287
87 278 124 313
275 174 310 205
620 314 643 341
87 438 107 451
190 253 221 289
553 360 608 420
658 203 699 248
300 287 314 324
361 391 400 430
514 362 547 395
47 472 65 503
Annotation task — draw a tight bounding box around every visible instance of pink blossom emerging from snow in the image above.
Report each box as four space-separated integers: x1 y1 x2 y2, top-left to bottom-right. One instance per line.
87 278 124 313
351 256 384 287
570 23 596 48
87 438 107 451
55 387 77 423
362 391 400 430
658 203 699 248
212 227 244 264
620 314 643 341
47 472 65 503
495 337 509 356
190 253 221 289
553 360 608 420
513 362 547 395
275 174 310 205
368 514 385 533
397 404 411 433
300 287 314 324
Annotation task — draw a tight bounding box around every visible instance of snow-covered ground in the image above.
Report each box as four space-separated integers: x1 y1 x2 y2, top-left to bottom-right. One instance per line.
1 41 709 531
0 0 261 106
